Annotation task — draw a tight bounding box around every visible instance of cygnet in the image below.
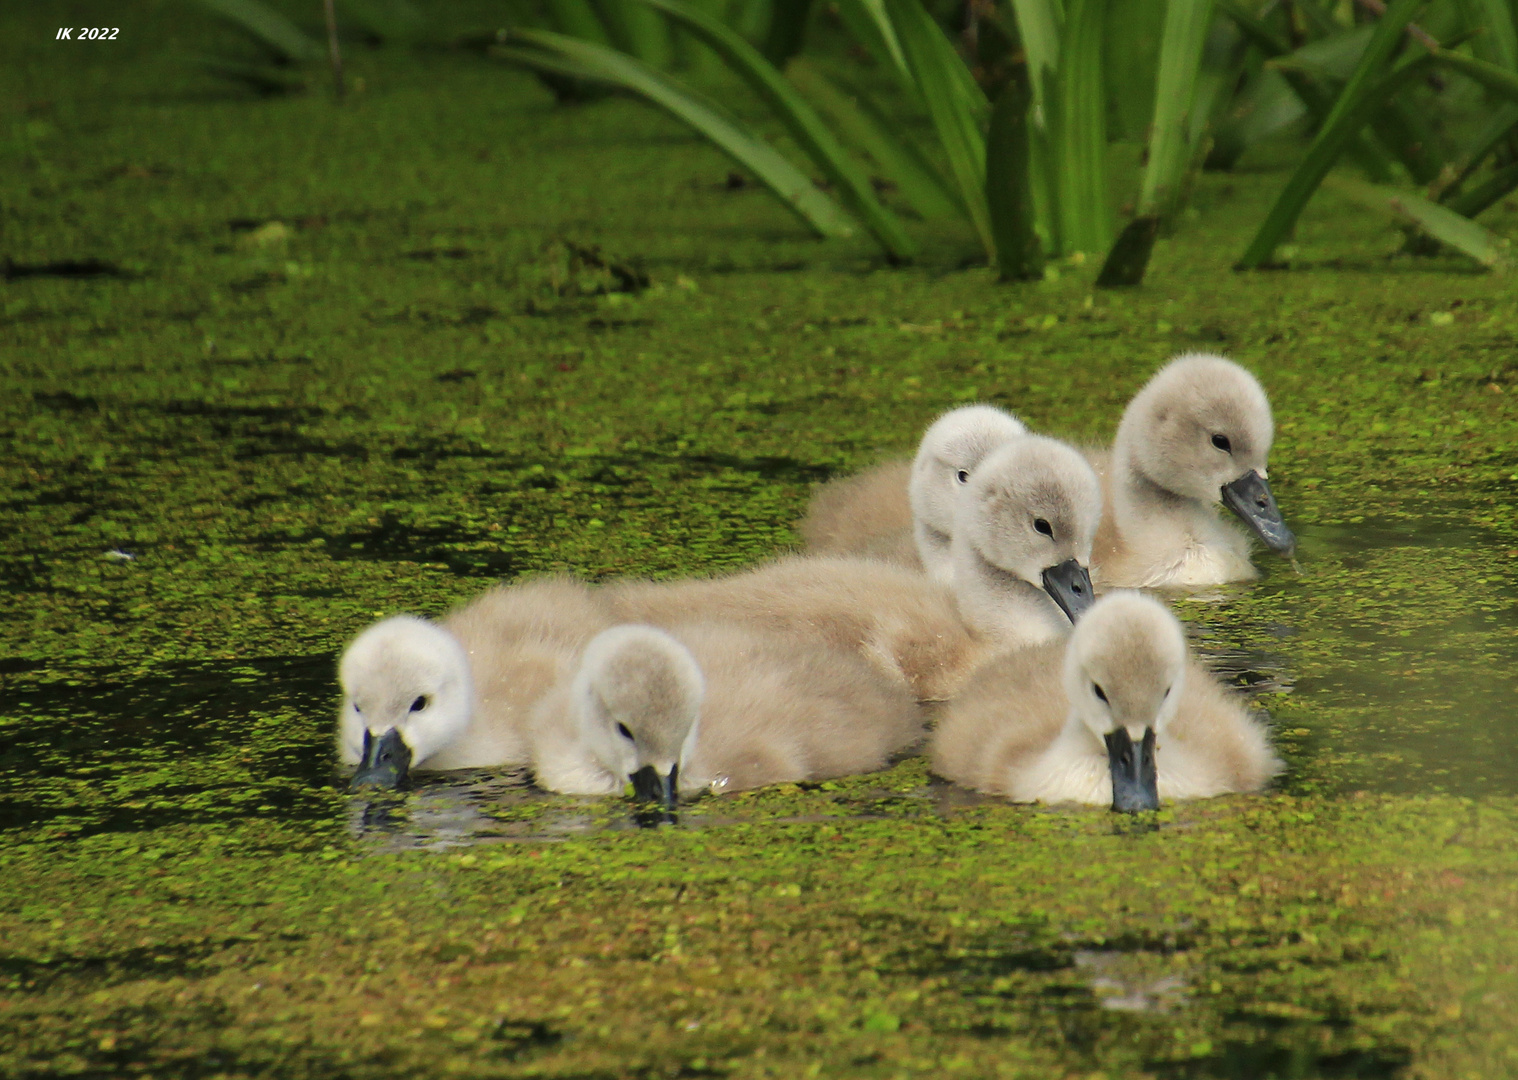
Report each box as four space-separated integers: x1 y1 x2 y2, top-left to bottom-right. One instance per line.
527 622 923 807
931 591 1282 811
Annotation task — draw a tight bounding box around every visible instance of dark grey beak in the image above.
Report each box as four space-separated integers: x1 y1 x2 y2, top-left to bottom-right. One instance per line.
1105 727 1159 813
1221 470 1295 555
351 728 412 790
1040 558 1095 624
630 763 679 810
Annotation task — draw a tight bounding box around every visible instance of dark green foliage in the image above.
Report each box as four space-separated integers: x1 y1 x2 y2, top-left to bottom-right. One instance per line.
987 72 1044 280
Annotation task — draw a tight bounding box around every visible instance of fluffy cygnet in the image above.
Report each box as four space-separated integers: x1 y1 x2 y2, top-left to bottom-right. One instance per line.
931 591 1282 812
527 622 923 807
337 577 610 788
1092 353 1294 589
606 434 1102 701
798 404 1025 579
950 434 1102 644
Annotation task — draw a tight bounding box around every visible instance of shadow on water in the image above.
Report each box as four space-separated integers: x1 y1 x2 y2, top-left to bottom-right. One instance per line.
1155 1038 1411 1079
242 447 831 577
0 655 341 843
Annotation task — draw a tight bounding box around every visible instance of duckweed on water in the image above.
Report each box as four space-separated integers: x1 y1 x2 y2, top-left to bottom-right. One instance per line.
2 2 1518 1075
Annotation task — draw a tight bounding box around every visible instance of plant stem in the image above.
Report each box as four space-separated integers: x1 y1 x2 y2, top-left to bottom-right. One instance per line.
323 0 345 100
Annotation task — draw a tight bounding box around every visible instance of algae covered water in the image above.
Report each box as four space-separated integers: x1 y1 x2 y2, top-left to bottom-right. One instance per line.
4 4 1518 1077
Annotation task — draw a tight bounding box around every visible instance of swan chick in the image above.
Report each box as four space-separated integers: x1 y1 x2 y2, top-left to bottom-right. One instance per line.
932 591 1282 811
339 616 474 789
604 436 1101 701
951 434 1103 643
908 405 1028 581
529 622 924 805
530 625 703 809
799 404 1024 576
337 577 612 789
1099 353 1293 588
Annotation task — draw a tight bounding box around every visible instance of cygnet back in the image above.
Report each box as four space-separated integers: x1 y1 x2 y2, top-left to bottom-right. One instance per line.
428 575 612 770
526 620 922 799
676 620 923 794
603 555 980 701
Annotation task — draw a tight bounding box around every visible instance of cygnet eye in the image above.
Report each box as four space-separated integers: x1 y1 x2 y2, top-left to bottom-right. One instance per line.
1034 517 1053 538
955 469 970 484
410 696 428 712
1092 683 1109 704
616 723 635 741
1211 433 1232 453
1163 686 1171 699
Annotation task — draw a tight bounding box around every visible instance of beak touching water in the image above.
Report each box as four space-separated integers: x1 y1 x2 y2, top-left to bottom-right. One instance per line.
1221 471 1295 555
1041 558 1095 624
1105 727 1159 813
630 763 680 810
351 728 412 791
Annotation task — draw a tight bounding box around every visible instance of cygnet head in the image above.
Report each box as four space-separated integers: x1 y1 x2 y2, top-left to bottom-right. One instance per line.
572 625 704 810
1063 592 1187 813
338 616 474 790
908 404 1027 547
953 434 1103 624
1116 353 1294 554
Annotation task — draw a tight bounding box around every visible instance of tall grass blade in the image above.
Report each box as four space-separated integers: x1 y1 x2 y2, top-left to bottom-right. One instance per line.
545 0 614 44
987 72 1045 280
785 59 962 219
637 0 916 259
597 0 676 67
1138 0 1216 220
1053 0 1113 254
1367 99 1442 183
723 0 771 39
883 0 994 256
1028 69 1060 253
1269 25 1445 183
1325 175 1511 269
1444 162 1518 218
336 0 424 43
1190 18 1248 149
1430 47 1518 102
1007 0 1064 88
1441 105 1518 199
1105 0 1165 140
835 0 912 82
1096 215 1162 285
763 0 814 66
1236 0 1429 270
1216 0 1396 180
1005 0 1063 245
1315 0 1427 133
498 30 858 240
1455 0 1518 70
195 0 324 62
1208 68 1307 169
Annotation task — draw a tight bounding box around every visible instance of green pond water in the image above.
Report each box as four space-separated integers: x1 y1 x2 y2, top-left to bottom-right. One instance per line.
4 3 1518 1077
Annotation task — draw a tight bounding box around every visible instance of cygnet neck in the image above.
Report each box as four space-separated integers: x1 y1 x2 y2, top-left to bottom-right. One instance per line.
952 542 1071 649
913 520 956 584
1112 441 1249 574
